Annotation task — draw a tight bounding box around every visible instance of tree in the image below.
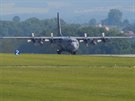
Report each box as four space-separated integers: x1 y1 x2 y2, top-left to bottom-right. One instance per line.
123 19 130 27
89 18 96 26
102 9 122 26
12 16 21 22
0 16 135 54
108 9 122 26
123 22 135 33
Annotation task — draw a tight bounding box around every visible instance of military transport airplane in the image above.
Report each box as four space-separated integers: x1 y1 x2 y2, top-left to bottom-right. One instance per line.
0 13 134 54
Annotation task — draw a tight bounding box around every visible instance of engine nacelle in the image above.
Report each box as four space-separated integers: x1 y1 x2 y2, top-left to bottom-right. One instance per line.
27 33 44 45
84 33 89 47
50 33 54 43
91 39 98 45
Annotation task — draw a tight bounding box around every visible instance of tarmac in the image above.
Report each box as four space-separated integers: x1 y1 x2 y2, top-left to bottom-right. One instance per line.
90 54 135 57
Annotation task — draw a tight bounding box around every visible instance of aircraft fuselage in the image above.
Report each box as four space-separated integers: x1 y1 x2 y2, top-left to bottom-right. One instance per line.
53 37 79 54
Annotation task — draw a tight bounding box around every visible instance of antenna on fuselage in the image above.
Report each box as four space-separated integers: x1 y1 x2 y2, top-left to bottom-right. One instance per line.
57 12 63 36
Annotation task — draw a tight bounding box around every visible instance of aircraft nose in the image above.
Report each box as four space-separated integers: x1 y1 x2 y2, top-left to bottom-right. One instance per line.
71 42 79 51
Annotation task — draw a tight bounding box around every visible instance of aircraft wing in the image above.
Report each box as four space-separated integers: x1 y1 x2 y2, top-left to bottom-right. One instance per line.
0 36 33 39
0 32 134 45
0 36 56 39
0 32 70 45
75 36 133 40
73 33 134 45
99 36 134 39
0 36 63 45
0 36 133 39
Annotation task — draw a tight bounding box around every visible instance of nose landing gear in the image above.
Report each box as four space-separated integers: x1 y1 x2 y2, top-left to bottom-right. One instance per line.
71 52 76 55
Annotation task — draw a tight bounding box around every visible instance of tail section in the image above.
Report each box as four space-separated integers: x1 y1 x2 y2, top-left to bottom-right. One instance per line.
57 12 63 36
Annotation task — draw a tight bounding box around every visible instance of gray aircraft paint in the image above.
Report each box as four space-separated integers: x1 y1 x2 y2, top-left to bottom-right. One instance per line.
52 13 79 54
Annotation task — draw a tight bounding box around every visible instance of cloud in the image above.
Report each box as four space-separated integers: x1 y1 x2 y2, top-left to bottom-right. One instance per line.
47 1 70 9
0 0 134 16
0 1 70 15
74 7 109 14
0 3 49 15
74 6 135 14
124 7 135 12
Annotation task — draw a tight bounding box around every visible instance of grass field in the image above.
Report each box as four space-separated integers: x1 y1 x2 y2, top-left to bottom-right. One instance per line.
0 54 135 101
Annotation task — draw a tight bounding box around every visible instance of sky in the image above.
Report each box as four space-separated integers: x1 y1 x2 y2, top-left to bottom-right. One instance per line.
0 0 135 23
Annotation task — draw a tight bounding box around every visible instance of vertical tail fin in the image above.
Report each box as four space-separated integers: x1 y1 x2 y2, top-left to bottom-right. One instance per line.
57 12 63 36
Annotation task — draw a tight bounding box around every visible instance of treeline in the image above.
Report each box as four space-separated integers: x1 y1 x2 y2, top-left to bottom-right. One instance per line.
0 9 135 54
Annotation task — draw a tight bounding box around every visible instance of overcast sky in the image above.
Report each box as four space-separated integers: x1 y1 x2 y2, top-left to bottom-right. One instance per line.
0 0 135 23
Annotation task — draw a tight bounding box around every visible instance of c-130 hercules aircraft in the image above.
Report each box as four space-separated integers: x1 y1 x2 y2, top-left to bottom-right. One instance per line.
0 13 134 54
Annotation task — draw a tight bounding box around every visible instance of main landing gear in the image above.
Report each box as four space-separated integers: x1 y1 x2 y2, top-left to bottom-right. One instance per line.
57 50 62 54
57 50 77 55
71 52 76 55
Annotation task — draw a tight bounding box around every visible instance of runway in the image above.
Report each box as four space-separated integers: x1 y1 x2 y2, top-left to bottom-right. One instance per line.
90 54 135 57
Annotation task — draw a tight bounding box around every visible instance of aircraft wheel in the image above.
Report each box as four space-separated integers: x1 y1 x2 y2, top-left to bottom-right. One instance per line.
71 52 76 55
57 50 62 54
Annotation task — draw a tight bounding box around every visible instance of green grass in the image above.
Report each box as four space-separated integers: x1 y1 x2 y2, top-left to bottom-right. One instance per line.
0 54 135 101
0 54 135 67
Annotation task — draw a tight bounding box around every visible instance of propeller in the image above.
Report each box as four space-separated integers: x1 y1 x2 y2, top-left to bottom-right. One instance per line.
102 32 105 37
51 33 54 38
38 39 44 45
84 33 89 47
95 32 107 43
84 33 87 38
101 32 107 43
27 33 44 45
91 39 98 45
27 33 35 43
91 33 107 45
32 33 35 37
50 33 54 43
